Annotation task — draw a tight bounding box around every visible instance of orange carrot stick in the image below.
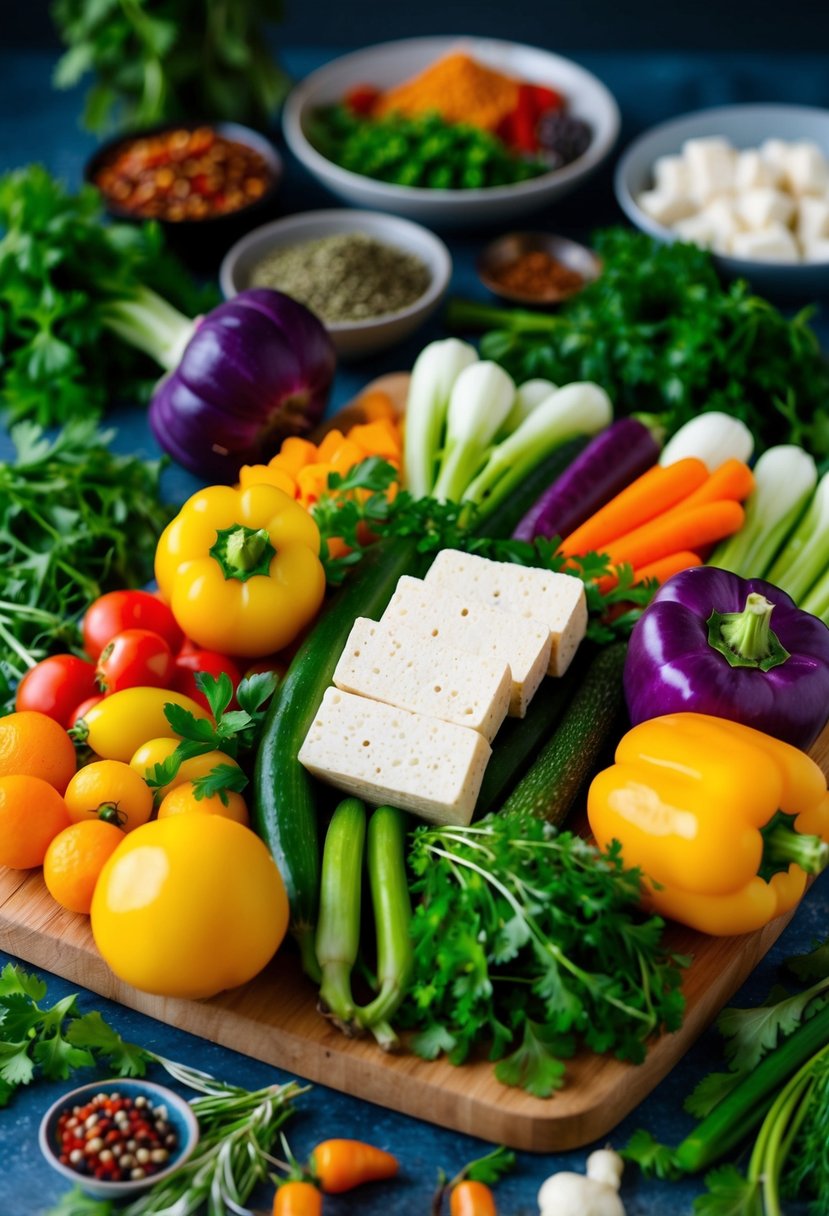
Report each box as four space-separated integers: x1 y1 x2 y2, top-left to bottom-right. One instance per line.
604 499 745 572
663 459 754 514
558 458 709 556
633 550 703 585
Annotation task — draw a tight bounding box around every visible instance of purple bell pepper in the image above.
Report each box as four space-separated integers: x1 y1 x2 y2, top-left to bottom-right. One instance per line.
624 565 829 749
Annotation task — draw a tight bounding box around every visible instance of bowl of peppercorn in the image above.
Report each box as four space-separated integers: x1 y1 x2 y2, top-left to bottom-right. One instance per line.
220 208 453 358
85 122 283 269
39 1078 199 1200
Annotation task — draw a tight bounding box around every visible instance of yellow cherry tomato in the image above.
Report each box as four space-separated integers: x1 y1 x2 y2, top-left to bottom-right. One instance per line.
157 781 249 826
64 760 153 832
129 738 241 802
91 816 288 999
76 688 209 763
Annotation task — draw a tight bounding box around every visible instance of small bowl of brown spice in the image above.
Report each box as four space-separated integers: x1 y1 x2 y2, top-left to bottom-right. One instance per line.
477 231 601 305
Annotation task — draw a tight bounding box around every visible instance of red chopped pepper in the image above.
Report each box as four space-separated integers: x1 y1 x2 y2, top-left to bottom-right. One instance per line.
345 84 381 116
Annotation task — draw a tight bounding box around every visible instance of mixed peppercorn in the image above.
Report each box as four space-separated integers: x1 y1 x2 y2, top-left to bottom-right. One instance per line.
55 1091 179 1183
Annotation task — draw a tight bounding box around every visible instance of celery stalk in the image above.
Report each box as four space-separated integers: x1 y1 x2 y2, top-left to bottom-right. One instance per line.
800 567 829 626
431 361 515 502
403 338 478 498
766 472 829 604
709 446 818 579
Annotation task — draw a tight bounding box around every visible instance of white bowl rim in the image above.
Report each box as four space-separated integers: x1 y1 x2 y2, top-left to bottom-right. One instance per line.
614 101 829 268
283 35 620 202
220 207 453 332
39 1077 199 1197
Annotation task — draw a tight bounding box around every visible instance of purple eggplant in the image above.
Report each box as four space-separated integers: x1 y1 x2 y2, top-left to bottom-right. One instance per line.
625 566 829 749
512 417 659 541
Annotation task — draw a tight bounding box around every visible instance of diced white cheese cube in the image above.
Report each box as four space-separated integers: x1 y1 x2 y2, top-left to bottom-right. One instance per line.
736 188 796 232
425 550 587 677
653 154 691 197
797 195 829 245
682 137 736 201
333 616 510 742
784 141 829 195
637 188 696 227
699 197 744 250
801 236 829 263
730 224 800 262
759 138 791 183
381 575 551 718
734 149 776 192
672 212 717 249
298 687 491 826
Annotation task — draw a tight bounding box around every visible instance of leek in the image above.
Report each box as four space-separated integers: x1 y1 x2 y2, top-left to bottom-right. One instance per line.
767 472 829 604
709 446 818 578
659 411 754 472
431 361 515 503
462 381 613 520
800 568 829 626
403 338 478 498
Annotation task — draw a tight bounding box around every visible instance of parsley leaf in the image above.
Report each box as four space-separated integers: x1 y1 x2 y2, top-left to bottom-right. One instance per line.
66 1012 151 1077
717 976 829 1074
693 1166 758 1216
40 1188 112 1216
494 1020 569 1098
622 1129 681 1180
784 938 829 985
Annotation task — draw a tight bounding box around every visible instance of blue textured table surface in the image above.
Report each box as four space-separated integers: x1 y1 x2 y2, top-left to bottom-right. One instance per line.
1 46 828 1216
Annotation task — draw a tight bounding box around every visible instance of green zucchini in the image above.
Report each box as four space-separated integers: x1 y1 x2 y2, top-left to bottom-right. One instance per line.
475 649 588 818
252 537 427 979
473 435 588 539
500 642 627 826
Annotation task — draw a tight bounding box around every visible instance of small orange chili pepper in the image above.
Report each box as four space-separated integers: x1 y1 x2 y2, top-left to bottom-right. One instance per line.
272 1180 322 1216
450 1179 498 1216
310 1138 399 1193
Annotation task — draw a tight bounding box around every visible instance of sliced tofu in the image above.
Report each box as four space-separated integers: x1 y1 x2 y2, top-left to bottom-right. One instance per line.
381 575 551 717
637 188 696 227
759 138 791 183
683 137 736 201
333 616 510 742
736 187 796 232
730 224 800 262
298 687 491 826
425 550 587 677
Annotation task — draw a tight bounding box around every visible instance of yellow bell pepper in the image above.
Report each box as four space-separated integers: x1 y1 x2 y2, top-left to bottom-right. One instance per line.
587 712 829 936
154 483 326 658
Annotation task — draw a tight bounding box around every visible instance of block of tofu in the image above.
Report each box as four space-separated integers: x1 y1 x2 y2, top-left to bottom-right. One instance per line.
784 141 829 196
699 197 744 251
730 224 800 262
801 236 829 263
653 154 691 197
637 188 696 227
736 187 796 232
672 212 717 248
381 575 551 717
734 148 776 192
333 616 510 742
425 550 587 677
298 687 491 826
796 195 829 245
760 138 791 183
683 137 736 201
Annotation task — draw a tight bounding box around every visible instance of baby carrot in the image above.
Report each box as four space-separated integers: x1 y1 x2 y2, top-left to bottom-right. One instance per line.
664 458 754 513
450 1180 498 1216
310 1138 399 1193
558 458 709 556
273 1180 323 1216
604 499 745 571
632 550 703 587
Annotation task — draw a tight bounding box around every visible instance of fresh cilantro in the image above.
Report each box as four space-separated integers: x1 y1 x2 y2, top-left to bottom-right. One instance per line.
621 1129 681 1181
717 976 829 1074
684 1069 748 1120
784 938 829 985
66 1011 152 1077
400 816 687 1096
192 764 249 803
693 1165 758 1216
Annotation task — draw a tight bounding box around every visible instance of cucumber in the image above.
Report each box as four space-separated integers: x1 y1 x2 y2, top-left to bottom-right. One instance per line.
500 642 627 826
252 537 426 979
473 436 588 539
475 649 588 818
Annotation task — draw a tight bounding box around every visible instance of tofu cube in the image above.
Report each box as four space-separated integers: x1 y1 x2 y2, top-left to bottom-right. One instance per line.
796 195 829 245
699 197 744 251
683 137 736 201
759 138 791 183
637 188 696 228
333 617 511 742
734 149 776 192
784 141 829 195
672 212 717 249
298 687 491 826
653 154 691 197
730 224 800 262
801 236 829 263
425 550 587 677
381 575 551 717
736 188 796 232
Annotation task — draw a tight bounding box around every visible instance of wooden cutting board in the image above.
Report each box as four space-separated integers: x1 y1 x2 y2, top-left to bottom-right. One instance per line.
1 726 826 1152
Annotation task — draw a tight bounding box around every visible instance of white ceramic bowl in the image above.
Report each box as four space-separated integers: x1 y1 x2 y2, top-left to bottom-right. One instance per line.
220 208 452 359
39 1078 199 1200
282 36 620 228
615 103 829 297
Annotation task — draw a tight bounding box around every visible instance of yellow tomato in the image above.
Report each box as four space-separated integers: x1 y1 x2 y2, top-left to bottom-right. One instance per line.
129 739 241 802
157 781 249 826
90 816 288 999
77 688 209 763
64 760 153 832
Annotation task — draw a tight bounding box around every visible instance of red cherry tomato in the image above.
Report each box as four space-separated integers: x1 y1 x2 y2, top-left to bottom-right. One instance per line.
96 630 176 694
173 649 242 711
15 655 98 726
67 694 105 728
83 591 183 660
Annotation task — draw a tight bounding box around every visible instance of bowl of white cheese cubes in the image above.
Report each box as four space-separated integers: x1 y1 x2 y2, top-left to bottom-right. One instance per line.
615 104 829 295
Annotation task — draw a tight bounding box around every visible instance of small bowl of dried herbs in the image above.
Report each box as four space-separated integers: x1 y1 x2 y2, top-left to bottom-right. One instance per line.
220 208 452 358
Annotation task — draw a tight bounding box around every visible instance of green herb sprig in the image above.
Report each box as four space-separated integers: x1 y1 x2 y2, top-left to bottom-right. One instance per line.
400 815 688 1097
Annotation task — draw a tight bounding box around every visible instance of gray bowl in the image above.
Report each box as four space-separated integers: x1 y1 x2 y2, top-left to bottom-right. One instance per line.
615 103 829 298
